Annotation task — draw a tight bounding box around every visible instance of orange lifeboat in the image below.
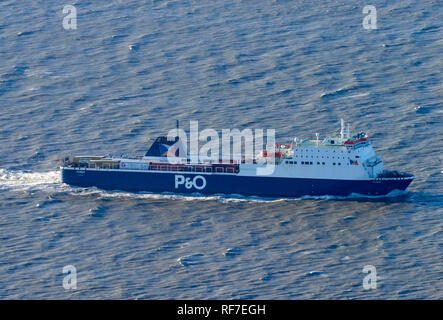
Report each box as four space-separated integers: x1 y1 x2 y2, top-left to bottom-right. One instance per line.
261 150 282 158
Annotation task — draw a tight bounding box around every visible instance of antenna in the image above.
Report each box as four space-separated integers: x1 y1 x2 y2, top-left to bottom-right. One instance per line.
176 120 179 129
347 123 350 139
315 133 319 147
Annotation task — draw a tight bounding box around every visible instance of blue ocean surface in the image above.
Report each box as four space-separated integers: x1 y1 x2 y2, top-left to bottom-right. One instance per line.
0 0 442 299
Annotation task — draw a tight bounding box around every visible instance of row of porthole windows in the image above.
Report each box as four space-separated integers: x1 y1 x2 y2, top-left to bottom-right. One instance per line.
296 155 347 159
295 149 345 153
295 149 346 153
286 161 345 166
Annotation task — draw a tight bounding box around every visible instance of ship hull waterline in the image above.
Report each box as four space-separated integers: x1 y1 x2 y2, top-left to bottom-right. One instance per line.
61 168 413 198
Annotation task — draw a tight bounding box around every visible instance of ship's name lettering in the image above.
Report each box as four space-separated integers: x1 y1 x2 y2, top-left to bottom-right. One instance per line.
175 175 206 190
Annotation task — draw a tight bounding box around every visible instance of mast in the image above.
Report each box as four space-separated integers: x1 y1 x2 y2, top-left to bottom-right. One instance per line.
340 118 345 139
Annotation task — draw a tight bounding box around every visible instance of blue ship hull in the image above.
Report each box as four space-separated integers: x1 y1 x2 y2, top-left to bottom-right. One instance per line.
61 168 413 197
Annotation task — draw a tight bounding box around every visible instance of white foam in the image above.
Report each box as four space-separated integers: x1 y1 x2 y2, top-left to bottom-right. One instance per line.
216 194 289 203
300 189 409 200
92 190 221 202
0 169 61 191
346 92 370 99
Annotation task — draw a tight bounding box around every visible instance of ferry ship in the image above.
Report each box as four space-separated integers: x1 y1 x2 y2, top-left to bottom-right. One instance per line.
60 120 414 198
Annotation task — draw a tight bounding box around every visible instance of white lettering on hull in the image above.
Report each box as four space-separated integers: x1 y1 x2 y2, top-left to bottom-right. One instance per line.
175 175 206 190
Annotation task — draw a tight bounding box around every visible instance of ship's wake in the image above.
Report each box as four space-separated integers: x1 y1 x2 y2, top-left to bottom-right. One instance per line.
0 168 223 202
0 168 61 191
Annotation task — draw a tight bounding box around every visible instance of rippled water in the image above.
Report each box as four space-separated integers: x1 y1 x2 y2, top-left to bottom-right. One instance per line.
0 0 442 299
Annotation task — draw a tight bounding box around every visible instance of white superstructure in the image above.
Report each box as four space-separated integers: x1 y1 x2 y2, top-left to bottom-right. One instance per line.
133 119 385 181
240 126 383 180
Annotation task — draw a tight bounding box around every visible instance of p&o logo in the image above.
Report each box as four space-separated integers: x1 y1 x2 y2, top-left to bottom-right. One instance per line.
175 175 206 190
